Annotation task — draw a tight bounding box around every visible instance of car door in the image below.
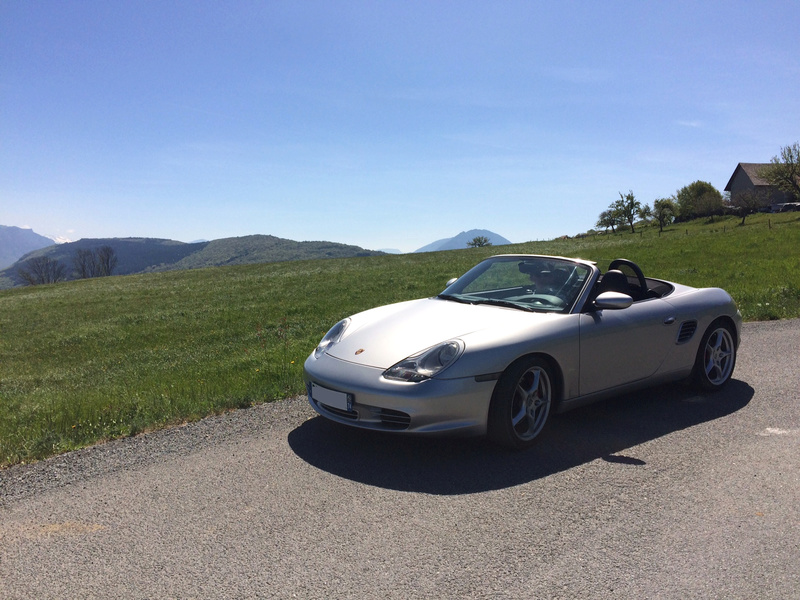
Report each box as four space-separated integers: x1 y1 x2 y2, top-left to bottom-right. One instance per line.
578 298 677 396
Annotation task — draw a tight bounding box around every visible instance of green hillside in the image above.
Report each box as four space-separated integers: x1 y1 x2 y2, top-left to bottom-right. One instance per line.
0 234 383 288
147 235 383 271
1 213 798 466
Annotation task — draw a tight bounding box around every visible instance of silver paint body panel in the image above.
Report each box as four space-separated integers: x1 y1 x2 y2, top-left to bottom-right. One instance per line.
304 255 742 436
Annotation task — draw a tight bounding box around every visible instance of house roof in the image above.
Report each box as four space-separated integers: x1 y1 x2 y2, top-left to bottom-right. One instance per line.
724 163 771 191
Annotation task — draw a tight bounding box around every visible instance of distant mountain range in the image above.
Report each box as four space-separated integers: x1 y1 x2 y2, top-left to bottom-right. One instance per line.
0 232 384 289
0 225 513 288
0 225 58 269
414 229 512 253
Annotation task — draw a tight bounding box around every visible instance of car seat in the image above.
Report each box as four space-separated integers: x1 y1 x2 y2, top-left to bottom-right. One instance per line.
596 269 630 295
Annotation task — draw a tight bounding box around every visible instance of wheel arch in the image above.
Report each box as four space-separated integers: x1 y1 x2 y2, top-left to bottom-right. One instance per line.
705 314 740 348
494 351 565 404
692 315 738 391
486 351 563 449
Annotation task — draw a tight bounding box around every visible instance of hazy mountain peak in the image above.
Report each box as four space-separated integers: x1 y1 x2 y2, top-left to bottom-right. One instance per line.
0 225 58 269
414 229 512 253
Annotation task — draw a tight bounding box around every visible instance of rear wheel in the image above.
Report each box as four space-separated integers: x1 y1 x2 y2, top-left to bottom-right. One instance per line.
693 320 736 391
488 357 554 450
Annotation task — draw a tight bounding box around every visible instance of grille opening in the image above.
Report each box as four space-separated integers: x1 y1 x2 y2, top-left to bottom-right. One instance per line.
313 397 411 430
677 320 698 344
317 401 358 420
376 408 411 430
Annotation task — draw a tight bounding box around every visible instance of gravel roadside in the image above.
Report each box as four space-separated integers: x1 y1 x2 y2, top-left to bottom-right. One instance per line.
0 397 313 507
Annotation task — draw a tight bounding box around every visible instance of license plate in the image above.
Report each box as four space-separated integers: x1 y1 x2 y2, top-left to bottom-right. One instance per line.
311 383 351 411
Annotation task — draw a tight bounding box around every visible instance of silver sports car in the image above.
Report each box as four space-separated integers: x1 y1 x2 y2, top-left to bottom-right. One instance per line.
304 255 742 449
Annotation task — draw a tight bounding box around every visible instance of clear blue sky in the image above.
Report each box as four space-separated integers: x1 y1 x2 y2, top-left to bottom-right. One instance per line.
2 1 798 252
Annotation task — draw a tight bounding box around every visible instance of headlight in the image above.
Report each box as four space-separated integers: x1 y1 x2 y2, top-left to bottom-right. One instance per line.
314 319 350 358
383 340 464 382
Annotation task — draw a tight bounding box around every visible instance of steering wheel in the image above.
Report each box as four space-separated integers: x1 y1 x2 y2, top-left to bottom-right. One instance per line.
531 295 566 308
608 259 647 300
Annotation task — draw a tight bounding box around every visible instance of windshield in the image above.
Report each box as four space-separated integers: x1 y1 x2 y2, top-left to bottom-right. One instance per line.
439 256 592 314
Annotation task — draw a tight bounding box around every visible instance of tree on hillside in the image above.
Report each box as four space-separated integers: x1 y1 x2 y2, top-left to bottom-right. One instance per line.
757 142 800 200
638 202 653 224
73 249 97 278
95 246 118 276
467 236 492 248
73 246 118 279
651 198 676 232
726 189 769 225
614 190 642 233
596 209 621 233
18 256 66 285
675 181 723 220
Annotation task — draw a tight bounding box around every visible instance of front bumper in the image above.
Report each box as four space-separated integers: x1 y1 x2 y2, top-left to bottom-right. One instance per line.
303 352 496 436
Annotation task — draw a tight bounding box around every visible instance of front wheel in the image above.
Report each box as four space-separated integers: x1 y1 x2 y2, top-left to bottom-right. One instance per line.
693 320 736 391
488 357 555 450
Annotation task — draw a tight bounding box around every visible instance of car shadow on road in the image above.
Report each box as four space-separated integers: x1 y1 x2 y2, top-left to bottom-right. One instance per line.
287 380 753 495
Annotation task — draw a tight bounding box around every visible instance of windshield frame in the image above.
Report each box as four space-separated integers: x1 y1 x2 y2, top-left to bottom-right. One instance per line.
439 255 598 314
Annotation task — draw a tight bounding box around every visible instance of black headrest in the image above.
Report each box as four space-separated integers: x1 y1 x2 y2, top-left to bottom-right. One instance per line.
598 270 629 295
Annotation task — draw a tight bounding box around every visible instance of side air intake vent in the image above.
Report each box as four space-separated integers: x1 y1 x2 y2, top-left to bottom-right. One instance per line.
677 320 698 344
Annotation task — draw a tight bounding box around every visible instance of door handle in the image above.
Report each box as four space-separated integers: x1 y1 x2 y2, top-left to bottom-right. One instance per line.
663 316 676 325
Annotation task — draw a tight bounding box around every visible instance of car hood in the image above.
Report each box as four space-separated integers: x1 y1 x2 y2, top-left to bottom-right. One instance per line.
326 297 557 368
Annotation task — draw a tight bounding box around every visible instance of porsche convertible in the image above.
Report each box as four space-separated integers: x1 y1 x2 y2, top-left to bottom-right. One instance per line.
304 255 742 449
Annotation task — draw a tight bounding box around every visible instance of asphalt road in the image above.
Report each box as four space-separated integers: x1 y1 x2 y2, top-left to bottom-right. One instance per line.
1 319 798 599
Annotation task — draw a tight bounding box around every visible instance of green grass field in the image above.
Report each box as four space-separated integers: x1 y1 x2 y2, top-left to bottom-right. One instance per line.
1 213 798 466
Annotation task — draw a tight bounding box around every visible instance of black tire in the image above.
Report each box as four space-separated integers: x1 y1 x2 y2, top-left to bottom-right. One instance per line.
488 356 554 450
693 320 736 391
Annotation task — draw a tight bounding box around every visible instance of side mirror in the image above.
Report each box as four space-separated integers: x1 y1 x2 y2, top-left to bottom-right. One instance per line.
594 291 633 310
446 277 458 287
